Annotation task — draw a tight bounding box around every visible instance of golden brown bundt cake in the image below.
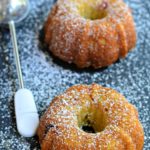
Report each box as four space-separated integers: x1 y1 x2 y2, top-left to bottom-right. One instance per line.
37 84 144 150
44 0 136 69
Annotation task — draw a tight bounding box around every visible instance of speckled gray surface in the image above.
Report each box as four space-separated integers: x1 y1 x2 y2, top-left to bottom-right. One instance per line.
0 0 149 149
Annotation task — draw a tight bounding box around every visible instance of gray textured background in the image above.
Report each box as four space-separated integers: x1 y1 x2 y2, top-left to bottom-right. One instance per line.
0 0 150 149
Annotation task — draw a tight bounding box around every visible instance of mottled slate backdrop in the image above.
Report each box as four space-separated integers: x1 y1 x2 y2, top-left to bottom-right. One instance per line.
0 0 149 149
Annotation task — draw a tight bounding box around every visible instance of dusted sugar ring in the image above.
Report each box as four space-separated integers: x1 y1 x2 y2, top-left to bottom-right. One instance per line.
44 0 136 68
37 84 144 150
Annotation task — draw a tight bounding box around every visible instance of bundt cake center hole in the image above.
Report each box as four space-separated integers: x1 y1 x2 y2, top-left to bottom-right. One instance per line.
78 103 108 134
78 0 108 20
81 125 95 133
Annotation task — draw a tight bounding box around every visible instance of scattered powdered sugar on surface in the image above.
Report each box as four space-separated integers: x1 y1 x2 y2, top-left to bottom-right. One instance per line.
0 0 150 149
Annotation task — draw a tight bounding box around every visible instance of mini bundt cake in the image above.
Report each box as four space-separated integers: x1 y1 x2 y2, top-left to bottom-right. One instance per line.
38 84 144 150
44 0 136 68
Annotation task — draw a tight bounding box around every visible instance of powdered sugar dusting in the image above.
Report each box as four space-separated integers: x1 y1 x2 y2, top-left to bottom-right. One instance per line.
0 0 149 149
38 84 143 149
45 0 135 68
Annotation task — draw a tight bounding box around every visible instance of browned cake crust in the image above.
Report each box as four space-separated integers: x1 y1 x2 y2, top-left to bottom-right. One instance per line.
37 84 144 150
44 0 136 68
